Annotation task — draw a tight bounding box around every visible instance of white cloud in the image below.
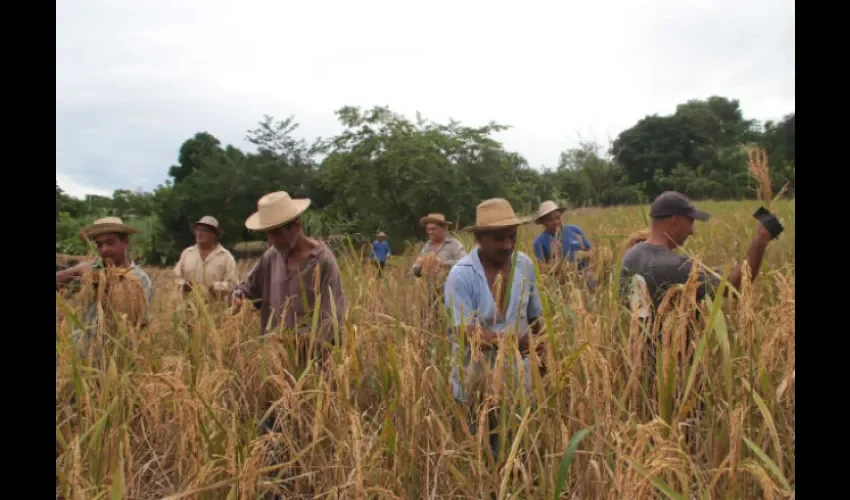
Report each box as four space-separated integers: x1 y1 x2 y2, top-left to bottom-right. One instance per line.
56 0 795 194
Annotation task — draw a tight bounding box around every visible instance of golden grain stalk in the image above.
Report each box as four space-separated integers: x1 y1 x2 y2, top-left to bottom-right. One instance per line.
746 144 789 207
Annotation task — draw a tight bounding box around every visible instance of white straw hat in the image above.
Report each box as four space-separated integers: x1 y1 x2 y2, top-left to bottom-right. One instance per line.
245 191 311 232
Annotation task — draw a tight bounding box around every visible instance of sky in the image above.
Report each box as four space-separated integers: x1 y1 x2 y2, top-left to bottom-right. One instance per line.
56 0 795 199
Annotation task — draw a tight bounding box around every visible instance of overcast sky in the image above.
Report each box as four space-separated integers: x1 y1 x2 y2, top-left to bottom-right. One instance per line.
56 0 795 199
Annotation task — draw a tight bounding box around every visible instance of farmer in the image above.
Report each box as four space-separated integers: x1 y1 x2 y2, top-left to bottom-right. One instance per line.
231 191 348 356
412 213 467 278
55 217 153 354
532 200 597 289
174 215 238 302
620 191 775 383
370 231 391 275
621 191 774 317
444 198 544 458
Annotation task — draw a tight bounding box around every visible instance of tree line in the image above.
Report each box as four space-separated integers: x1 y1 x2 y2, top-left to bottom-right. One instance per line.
56 96 795 264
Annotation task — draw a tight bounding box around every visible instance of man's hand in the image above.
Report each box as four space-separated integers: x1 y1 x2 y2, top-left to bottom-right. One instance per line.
755 222 772 244
230 289 245 308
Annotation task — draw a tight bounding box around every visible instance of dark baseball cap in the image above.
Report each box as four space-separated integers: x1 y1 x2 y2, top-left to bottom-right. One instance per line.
650 191 710 221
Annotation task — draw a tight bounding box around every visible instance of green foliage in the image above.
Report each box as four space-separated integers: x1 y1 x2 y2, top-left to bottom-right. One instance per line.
56 96 795 263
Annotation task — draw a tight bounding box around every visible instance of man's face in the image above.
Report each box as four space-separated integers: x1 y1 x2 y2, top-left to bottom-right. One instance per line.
194 224 217 245
541 211 562 233
93 233 128 265
378 235 386 242
669 216 695 246
475 226 518 266
266 220 299 252
426 223 446 243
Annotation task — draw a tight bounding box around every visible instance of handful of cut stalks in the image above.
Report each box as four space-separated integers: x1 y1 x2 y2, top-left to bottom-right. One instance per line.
418 253 444 278
82 266 147 328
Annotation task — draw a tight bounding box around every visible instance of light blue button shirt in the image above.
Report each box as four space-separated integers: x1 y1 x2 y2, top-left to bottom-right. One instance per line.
444 248 543 403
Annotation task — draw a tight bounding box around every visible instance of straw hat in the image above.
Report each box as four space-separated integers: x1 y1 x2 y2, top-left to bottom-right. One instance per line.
535 200 564 224
79 217 139 241
193 215 224 237
377 231 387 237
460 198 532 233
245 191 311 232
419 213 452 226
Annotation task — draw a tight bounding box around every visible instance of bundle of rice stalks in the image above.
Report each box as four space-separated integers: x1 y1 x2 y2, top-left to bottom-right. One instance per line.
82 266 148 328
418 253 444 278
623 228 650 251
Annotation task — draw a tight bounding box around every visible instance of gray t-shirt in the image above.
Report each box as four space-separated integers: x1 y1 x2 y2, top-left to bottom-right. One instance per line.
619 242 720 314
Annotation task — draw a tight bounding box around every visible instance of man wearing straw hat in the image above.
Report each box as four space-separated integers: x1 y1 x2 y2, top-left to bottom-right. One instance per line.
370 231 391 276
443 198 544 457
412 213 467 278
532 200 597 289
174 215 238 302
55 217 153 352
231 191 348 355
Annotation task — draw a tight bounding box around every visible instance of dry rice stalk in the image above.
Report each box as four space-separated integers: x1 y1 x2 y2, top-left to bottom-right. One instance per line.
82 266 148 328
746 144 790 207
624 229 650 251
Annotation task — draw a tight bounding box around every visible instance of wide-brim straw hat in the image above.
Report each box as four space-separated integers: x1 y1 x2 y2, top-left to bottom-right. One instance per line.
245 191 311 232
193 215 224 237
79 217 139 241
535 200 565 224
377 231 387 237
460 198 533 233
419 213 452 226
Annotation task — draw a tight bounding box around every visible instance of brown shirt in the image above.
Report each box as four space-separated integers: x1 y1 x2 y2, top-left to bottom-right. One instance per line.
236 242 347 343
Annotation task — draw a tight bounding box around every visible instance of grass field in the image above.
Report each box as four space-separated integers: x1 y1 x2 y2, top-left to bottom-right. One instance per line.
55 199 795 499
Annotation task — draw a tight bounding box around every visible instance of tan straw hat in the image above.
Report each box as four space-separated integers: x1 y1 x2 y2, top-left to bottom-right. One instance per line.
535 200 565 224
245 191 311 232
419 213 452 226
377 231 387 237
460 198 532 233
193 215 224 236
79 217 139 241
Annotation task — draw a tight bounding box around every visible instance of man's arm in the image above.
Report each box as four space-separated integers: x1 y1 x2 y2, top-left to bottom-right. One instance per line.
533 235 548 263
577 227 592 250
213 253 238 293
174 249 190 289
310 256 348 346
726 224 772 290
412 244 429 277
56 262 91 287
519 263 545 353
232 258 264 308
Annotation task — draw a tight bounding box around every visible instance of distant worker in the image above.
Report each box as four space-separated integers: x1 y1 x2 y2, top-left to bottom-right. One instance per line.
532 200 597 289
412 213 466 278
231 191 348 357
174 216 238 302
55 217 153 354
444 198 543 457
370 231 391 275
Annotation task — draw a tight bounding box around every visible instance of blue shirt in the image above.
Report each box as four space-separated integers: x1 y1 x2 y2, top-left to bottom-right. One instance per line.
370 240 391 262
444 248 543 402
533 225 591 265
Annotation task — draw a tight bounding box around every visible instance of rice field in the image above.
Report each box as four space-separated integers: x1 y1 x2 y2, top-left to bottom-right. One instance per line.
55 199 795 499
